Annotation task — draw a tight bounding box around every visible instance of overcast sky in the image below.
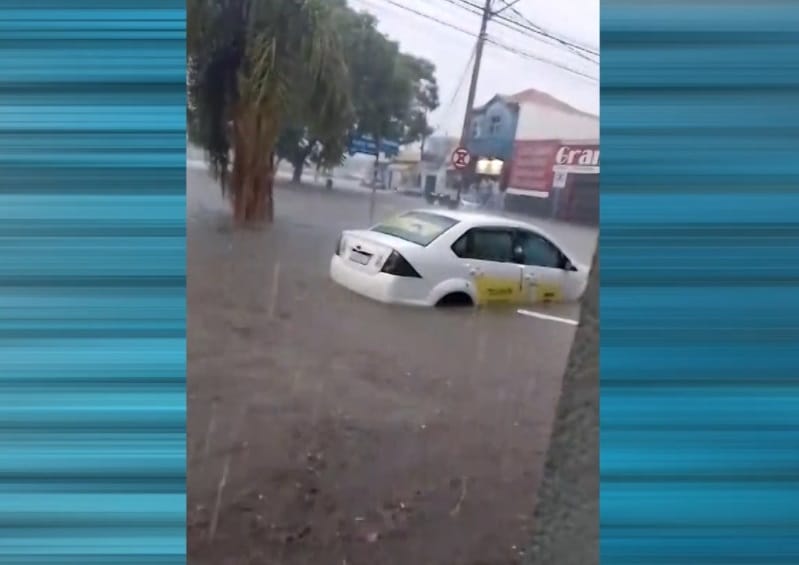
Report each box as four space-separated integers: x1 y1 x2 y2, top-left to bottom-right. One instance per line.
346 0 599 138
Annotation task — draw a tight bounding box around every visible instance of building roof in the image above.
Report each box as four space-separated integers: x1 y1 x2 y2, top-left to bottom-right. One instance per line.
474 88 598 120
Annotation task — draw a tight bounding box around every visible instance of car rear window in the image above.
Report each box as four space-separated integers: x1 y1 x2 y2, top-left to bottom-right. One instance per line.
371 211 459 246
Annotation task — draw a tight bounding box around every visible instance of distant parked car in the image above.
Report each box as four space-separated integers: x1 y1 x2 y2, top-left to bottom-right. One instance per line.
458 191 483 211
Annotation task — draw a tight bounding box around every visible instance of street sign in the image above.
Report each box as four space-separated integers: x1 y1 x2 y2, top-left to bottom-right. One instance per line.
451 146 471 169
347 135 400 158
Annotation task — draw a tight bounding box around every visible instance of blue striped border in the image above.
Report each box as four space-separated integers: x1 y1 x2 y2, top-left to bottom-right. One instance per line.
602 1 799 563
0 1 186 563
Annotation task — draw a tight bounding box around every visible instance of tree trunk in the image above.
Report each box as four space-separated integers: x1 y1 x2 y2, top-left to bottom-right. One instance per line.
232 163 271 225
291 159 304 183
291 141 317 184
525 252 599 565
229 113 249 224
229 109 276 225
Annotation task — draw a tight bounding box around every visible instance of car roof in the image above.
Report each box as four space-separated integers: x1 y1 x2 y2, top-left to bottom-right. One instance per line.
389 208 580 262
408 208 550 233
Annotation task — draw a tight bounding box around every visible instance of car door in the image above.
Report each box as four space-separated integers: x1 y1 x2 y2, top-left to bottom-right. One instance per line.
512 230 573 304
451 227 524 305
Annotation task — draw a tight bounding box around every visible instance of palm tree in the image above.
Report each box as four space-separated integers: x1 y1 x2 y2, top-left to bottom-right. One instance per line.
187 0 352 223
525 252 598 563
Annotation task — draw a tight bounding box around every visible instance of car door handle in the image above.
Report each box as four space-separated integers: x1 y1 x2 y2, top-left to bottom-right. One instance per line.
524 274 536 281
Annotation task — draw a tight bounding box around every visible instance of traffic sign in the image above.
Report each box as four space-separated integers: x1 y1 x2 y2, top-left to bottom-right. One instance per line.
451 146 471 169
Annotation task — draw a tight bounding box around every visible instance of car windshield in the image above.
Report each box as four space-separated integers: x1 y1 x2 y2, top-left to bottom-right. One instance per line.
371 211 459 246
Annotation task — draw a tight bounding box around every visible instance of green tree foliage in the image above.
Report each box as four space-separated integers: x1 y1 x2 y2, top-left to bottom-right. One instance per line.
187 0 352 223
399 54 439 146
188 0 440 219
276 6 441 182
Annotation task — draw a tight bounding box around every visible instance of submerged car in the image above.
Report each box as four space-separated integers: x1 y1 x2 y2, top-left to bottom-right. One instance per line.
330 209 589 307
458 191 484 211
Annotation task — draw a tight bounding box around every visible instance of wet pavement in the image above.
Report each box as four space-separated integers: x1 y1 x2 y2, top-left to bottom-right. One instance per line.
187 165 597 565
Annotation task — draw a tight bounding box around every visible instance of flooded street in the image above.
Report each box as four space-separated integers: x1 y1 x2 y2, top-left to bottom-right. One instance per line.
186 167 596 564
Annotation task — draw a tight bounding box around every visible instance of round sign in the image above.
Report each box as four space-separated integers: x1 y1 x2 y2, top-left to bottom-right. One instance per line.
451 147 471 169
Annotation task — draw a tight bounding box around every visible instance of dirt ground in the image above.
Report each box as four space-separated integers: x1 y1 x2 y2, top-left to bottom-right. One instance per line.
187 168 594 565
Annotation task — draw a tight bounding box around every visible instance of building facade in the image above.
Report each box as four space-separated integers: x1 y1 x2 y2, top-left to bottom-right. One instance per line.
506 140 599 225
514 96 598 141
550 143 599 225
500 89 599 224
417 136 460 196
464 95 520 163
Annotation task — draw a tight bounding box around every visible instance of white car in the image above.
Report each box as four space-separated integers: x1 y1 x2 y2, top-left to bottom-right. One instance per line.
330 209 589 307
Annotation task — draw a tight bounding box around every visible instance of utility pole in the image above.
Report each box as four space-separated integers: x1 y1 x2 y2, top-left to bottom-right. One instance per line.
459 0 493 145
456 0 493 202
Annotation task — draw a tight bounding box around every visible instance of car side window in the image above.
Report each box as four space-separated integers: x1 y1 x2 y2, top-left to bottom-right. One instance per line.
451 232 469 257
514 230 563 269
452 228 514 262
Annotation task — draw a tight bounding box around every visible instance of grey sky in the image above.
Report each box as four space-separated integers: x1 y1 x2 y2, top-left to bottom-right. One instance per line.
347 0 599 138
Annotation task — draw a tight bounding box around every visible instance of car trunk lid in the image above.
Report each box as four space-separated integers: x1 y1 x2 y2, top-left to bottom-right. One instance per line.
340 230 400 274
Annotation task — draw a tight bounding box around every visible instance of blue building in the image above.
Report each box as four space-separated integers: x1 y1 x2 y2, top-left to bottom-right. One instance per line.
464 94 521 163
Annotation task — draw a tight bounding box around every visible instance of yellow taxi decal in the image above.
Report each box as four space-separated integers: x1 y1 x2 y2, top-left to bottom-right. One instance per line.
534 283 564 303
475 276 525 305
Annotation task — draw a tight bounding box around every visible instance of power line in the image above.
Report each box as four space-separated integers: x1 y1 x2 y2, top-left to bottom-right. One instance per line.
492 0 522 15
494 0 599 57
352 0 477 38
353 0 595 81
496 1 599 65
447 0 486 11
438 0 483 16
486 36 597 82
459 0 492 144
445 46 477 117
441 0 598 61
432 44 477 135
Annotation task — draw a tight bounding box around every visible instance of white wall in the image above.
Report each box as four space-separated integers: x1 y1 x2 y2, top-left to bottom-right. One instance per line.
515 102 598 141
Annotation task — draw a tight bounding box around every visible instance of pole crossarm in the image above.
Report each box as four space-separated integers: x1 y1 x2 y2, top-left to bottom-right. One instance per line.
491 0 522 16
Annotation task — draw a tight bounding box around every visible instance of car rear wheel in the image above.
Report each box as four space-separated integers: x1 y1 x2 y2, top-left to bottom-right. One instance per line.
435 292 474 308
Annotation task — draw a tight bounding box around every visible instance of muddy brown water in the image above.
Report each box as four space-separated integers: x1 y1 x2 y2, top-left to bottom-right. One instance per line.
187 167 592 564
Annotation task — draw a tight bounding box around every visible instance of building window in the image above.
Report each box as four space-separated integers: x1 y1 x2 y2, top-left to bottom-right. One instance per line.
489 115 501 135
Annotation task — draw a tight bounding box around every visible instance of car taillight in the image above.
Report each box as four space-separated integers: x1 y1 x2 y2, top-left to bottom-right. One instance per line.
381 250 421 278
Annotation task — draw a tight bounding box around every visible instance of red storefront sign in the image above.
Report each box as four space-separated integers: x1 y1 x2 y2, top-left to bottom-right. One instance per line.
554 144 599 168
507 141 599 197
506 140 560 198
